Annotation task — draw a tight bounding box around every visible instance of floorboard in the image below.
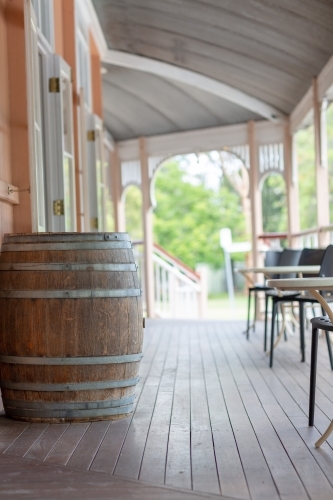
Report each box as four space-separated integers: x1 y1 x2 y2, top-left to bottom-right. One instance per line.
2 319 333 499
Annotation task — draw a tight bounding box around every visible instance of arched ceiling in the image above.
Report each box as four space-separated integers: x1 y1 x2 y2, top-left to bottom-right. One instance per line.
92 0 333 140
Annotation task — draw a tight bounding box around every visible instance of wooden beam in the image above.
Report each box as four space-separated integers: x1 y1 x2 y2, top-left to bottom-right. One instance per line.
313 77 330 246
248 121 263 267
103 50 285 123
140 137 155 318
110 144 125 232
284 121 300 247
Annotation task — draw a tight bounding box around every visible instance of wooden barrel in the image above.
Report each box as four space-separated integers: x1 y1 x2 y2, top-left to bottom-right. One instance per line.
0 232 143 423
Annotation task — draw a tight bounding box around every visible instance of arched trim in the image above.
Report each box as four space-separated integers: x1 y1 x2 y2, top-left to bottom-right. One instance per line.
103 50 286 124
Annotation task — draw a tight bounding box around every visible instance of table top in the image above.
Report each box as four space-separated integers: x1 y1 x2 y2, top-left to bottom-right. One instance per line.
267 277 333 291
238 265 320 276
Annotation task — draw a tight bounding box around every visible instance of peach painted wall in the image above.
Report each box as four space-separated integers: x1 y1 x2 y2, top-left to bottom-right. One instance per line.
90 32 103 119
6 0 32 233
0 0 14 247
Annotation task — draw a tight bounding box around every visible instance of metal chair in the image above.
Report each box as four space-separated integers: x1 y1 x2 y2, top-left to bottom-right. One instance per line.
267 247 329 367
263 248 303 353
309 316 333 434
245 249 281 339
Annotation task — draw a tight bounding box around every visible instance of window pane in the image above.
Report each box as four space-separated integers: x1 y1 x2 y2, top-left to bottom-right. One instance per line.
35 127 46 229
40 0 51 44
61 78 71 153
96 156 104 229
63 156 74 231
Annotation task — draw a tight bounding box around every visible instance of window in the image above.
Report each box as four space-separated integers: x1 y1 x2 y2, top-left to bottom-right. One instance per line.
25 1 47 231
87 114 107 231
45 56 77 232
104 135 115 232
31 0 53 49
76 14 92 109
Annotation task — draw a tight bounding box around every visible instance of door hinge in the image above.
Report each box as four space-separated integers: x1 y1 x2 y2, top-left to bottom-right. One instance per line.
53 200 64 216
49 77 60 93
87 130 95 141
91 217 98 229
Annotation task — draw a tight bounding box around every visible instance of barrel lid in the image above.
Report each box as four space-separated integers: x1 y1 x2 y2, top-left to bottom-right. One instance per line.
3 232 130 244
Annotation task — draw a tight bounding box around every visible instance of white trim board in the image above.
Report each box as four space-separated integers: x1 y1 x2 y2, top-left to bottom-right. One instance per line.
103 50 285 124
116 121 284 161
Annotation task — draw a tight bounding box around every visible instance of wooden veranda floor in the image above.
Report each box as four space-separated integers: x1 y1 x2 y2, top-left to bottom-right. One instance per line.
1 319 333 499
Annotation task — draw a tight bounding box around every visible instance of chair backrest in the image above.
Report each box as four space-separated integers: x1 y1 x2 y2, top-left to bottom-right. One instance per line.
277 248 302 278
264 250 282 279
319 245 333 277
298 248 325 278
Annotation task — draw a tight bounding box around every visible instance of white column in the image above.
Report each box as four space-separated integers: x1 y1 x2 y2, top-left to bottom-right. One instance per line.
140 137 155 318
313 77 330 246
111 144 125 232
284 121 300 247
248 121 263 266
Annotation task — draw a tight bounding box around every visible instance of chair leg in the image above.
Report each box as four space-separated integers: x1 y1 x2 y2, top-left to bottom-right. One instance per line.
246 289 251 339
325 331 333 370
264 294 269 352
270 300 277 368
282 303 287 341
253 292 258 333
276 304 279 339
309 326 319 427
299 302 305 362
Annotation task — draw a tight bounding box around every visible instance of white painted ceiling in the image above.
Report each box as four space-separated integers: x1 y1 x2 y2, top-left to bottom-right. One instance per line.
92 0 333 140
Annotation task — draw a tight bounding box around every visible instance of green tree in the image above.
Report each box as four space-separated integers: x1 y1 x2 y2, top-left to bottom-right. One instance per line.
295 125 317 229
261 174 287 233
124 185 143 240
152 160 246 269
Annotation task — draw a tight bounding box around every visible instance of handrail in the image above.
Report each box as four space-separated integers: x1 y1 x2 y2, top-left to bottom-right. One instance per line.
291 227 319 238
153 253 201 291
258 232 288 240
319 224 333 233
153 243 200 281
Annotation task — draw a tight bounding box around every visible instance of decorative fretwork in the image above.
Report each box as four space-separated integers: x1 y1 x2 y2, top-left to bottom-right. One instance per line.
121 160 141 189
258 143 284 175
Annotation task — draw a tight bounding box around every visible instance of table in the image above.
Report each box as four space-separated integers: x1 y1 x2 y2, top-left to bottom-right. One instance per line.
238 265 321 340
238 265 320 284
267 276 333 448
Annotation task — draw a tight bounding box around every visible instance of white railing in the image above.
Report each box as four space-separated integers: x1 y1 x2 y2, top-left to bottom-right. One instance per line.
132 241 207 319
259 225 333 250
320 224 333 245
292 227 319 248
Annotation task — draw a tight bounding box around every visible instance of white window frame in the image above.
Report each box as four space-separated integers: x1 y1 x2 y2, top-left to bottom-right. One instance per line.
104 131 115 232
31 0 54 53
44 56 77 232
87 114 107 231
24 0 47 232
75 3 92 111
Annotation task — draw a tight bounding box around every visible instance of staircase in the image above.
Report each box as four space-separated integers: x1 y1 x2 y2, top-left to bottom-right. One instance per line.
133 242 207 319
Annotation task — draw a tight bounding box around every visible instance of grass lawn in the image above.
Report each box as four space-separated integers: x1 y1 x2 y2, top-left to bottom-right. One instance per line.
206 292 248 320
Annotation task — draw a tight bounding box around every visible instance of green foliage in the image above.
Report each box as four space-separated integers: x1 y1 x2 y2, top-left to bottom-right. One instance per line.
124 185 143 240
295 125 317 229
261 174 287 233
152 160 246 269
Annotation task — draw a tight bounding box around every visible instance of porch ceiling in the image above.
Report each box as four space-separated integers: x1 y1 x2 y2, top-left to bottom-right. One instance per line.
93 0 333 140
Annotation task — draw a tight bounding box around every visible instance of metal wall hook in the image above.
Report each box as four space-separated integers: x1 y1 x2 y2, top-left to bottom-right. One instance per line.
8 186 30 195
